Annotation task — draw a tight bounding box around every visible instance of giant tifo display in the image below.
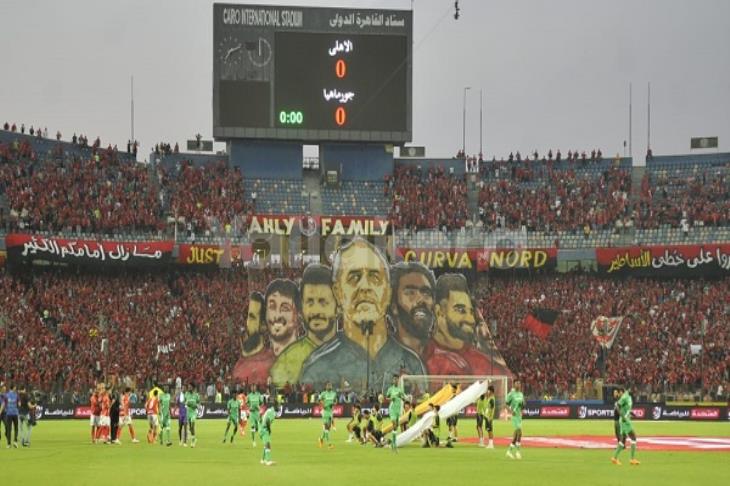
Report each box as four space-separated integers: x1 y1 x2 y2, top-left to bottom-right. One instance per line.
213 3 412 142
232 238 510 390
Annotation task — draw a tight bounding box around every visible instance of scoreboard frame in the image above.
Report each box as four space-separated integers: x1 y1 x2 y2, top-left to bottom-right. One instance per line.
212 3 413 144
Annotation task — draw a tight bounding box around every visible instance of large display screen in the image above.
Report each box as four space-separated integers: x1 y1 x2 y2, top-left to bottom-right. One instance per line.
213 4 412 143
274 32 408 132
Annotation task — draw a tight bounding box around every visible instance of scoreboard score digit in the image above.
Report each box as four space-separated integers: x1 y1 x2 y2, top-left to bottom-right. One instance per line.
274 32 408 132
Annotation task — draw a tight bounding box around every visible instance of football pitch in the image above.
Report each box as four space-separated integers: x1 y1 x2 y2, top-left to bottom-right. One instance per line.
2 419 728 485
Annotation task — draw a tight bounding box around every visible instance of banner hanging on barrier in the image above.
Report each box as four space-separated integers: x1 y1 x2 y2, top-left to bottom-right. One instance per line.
596 244 730 276
5 234 174 266
247 215 391 237
397 247 557 272
178 242 253 266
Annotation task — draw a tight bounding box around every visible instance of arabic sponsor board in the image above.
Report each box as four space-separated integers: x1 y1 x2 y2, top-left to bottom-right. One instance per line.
6 234 174 266
522 403 728 421
40 403 729 420
596 244 730 276
540 406 571 418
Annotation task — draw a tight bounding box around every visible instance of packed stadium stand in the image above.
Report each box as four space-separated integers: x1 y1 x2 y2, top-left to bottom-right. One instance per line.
0 127 728 404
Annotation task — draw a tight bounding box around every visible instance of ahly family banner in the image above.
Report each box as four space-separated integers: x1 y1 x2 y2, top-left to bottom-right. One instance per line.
246 215 391 236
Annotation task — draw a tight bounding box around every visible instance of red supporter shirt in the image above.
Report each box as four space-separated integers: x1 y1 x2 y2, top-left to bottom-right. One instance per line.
232 347 275 385
422 340 471 375
458 343 513 377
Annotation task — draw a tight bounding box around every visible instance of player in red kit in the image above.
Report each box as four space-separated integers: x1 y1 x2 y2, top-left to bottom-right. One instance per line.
146 390 160 443
96 384 111 443
237 390 248 436
89 385 101 444
118 387 139 443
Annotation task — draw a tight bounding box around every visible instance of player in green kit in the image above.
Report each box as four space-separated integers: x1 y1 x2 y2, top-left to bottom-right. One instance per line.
318 381 337 449
259 406 276 466
159 386 172 447
612 386 640 466
222 394 241 443
247 384 262 447
505 380 524 459
184 384 200 448
386 374 406 451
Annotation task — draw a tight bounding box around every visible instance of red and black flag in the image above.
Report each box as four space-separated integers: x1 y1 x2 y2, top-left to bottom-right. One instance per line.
522 308 559 340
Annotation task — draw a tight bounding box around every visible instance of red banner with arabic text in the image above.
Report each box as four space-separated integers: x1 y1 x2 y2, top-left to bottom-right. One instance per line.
5 234 173 266
596 244 730 276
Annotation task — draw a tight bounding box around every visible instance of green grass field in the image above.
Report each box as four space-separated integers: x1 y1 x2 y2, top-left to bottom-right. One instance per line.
2 419 728 485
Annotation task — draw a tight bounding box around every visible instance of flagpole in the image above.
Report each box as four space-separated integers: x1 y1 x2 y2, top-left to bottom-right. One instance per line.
479 88 483 157
629 82 632 158
647 82 651 153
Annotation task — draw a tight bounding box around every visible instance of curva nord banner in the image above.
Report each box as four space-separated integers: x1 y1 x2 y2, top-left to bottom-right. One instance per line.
397 247 557 272
596 244 730 276
5 234 174 266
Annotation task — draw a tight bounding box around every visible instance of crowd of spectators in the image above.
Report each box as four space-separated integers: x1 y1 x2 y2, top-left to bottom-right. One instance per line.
3 122 49 139
0 268 247 397
1 129 728 236
159 160 251 235
387 165 468 232
0 264 726 403
3 120 112 155
477 274 728 399
636 170 729 229
154 142 178 156
476 167 632 233
0 150 161 233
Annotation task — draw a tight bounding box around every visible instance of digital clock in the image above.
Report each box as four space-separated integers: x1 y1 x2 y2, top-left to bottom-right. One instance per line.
279 110 304 125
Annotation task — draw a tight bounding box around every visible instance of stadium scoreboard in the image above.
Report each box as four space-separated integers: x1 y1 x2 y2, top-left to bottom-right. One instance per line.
213 3 412 143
